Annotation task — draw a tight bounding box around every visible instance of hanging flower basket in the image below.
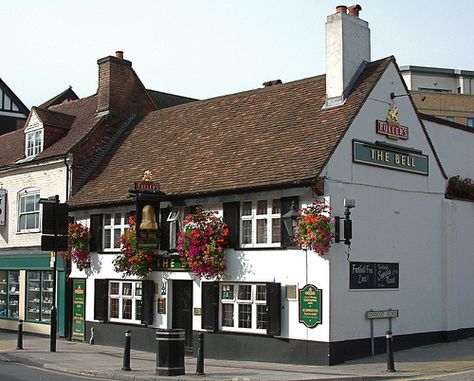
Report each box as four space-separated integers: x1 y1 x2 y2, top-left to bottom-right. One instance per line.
446 176 474 201
293 199 333 255
113 215 155 278
177 209 229 279
61 222 91 270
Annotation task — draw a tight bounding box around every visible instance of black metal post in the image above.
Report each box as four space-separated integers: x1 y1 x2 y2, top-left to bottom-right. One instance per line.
50 195 59 353
16 319 23 350
195 332 205 375
122 330 132 371
386 330 396 372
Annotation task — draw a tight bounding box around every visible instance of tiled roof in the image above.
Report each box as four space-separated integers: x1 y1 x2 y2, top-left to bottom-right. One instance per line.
33 107 75 130
34 96 100 160
39 87 79 109
69 57 393 208
0 129 25 167
147 90 196 109
0 95 100 167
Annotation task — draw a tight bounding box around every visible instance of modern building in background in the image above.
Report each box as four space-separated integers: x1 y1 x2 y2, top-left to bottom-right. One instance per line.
400 65 474 127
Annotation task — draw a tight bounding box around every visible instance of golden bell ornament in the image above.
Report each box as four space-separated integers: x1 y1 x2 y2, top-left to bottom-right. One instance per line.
140 205 158 231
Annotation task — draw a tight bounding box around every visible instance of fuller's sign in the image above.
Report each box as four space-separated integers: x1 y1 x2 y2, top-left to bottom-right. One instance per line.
353 140 428 175
134 181 161 193
0 189 6 225
376 120 408 140
299 284 322 328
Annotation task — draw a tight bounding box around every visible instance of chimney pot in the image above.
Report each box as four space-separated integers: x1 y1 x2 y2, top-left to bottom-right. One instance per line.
336 5 348 14
115 51 124 59
263 79 282 87
348 4 362 17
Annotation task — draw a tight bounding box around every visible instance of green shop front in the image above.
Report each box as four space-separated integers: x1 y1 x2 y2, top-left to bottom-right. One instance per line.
0 253 68 336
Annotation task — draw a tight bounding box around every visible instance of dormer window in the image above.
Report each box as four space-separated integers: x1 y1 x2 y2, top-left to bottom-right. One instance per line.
26 129 43 157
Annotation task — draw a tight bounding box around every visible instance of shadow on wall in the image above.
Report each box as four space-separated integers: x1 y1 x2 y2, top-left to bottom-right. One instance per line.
229 249 253 281
85 254 103 276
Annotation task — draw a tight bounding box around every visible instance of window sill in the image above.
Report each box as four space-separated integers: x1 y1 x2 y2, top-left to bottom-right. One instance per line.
16 229 41 234
234 247 291 251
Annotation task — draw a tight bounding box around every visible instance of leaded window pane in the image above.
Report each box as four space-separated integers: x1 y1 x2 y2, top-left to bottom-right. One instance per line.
122 299 132 319
238 285 251 300
257 305 267 329
242 220 252 244
110 299 119 318
272 218 281 243
242 201 252 216
238 304 252 328
256 219 267 244
257 200 267 215
256 285 266 301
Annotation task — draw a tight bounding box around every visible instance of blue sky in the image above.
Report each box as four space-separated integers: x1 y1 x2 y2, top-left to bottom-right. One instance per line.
2 1 473 108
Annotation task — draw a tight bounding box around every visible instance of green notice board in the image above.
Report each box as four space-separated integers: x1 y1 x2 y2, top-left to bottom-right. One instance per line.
299 284 322 328
72 279 85 340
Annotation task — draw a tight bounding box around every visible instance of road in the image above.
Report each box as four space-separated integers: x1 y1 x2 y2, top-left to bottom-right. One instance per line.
391 368 474 381
0 353 107 381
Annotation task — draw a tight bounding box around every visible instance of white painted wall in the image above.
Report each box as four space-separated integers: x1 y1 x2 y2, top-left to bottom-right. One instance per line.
0 159 68 248
324 62 448 341
423 119 474 179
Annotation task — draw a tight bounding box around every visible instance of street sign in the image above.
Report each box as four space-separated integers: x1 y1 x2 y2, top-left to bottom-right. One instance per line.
42 203 68 235
41 235 68 252
366 309 399 319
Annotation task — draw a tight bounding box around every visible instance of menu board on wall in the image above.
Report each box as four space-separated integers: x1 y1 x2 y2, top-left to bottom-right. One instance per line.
349 261 399 289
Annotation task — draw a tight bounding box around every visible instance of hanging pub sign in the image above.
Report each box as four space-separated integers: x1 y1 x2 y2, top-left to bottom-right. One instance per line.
299 284 322 328
376 106 408 140
135 171 162 250
0 189 6 225
353 140 428 175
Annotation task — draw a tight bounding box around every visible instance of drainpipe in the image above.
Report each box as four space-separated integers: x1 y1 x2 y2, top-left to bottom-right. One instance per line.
64 156 72 200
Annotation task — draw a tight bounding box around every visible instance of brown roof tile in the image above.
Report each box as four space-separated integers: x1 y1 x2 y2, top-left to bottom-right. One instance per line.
33 107 75 130
69 57 394 208
0 129 25 166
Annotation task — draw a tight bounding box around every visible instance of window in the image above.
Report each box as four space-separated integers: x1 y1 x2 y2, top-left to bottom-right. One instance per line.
18 189 40 232
103 212 132 251
467 117 474 127
26 271 53 323
26 130 43 157
445 116 454 122
109 280 142 323
240 199 281 247
166 209 181 250
220 283 267 333
0 270 20 320
417 87 452 93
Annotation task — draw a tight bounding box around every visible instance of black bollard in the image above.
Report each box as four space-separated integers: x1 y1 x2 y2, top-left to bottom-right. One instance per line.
122 330 132 371
386 330 396 372
195 332 205 375
16 319 23 350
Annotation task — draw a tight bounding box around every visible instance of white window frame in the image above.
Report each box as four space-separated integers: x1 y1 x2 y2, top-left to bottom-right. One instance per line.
103 212 130 252
219 283 267 334
240 199 281 248
17 188 40 233
167 208 181 250
108 280 142 324
25 129 43 158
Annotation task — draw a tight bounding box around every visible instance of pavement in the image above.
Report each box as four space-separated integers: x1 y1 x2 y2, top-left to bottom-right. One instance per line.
1 331 474 381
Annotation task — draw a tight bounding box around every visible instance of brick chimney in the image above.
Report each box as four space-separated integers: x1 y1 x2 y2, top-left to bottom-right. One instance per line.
325 4 370 107
96 51 156 115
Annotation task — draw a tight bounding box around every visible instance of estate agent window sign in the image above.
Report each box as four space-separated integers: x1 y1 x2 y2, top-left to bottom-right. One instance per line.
299 284 322 328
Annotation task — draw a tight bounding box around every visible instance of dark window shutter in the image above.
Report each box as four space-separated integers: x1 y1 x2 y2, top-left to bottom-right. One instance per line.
89 214 103 252
141 279 154 325
160 208 171 251
266 282 281 336
201 282 219 331
223 202 240 249
94 279 108 322
280 196 299 248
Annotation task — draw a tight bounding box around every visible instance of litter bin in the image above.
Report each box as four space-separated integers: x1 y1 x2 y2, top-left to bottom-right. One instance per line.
156 328 185 376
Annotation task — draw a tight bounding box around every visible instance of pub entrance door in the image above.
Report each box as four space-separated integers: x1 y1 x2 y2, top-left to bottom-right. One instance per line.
172 280 193 349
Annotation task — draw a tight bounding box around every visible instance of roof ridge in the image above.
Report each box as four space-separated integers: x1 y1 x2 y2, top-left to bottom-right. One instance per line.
32 106 77 118
49 94 97 111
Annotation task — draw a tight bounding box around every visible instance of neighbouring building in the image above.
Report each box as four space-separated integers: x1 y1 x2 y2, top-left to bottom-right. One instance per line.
0 77 29 135
0 52 193 336
63 5 473 366
400 65 474 127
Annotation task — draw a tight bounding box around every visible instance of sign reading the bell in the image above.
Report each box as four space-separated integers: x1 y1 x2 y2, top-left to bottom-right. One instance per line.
0 189 6 225
136 198 160 249
299 284 322 328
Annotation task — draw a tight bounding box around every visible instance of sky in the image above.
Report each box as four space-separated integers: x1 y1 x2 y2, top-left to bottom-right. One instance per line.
2 0 474 108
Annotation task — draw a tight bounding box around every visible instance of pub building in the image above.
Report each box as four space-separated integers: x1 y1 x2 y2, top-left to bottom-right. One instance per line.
65 5 473 366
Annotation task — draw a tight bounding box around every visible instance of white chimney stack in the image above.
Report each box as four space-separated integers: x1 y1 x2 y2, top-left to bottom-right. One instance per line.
325 4 370 107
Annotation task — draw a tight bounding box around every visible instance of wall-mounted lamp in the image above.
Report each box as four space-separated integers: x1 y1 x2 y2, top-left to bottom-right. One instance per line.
390 92 426 102
282 201 299 238
335 199 355 245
